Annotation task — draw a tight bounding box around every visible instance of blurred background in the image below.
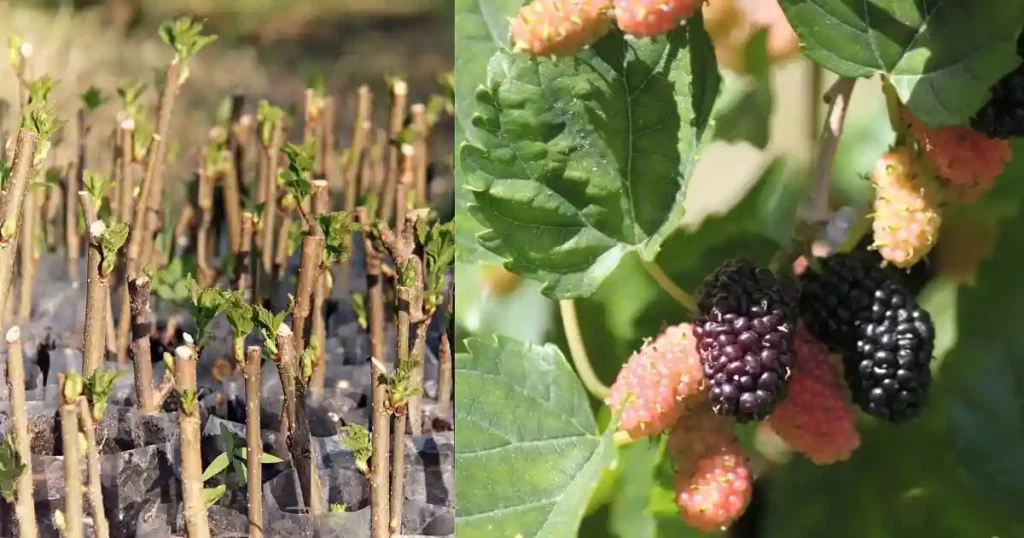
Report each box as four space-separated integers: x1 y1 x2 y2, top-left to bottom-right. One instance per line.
455 1 1023 537
0 0 455 217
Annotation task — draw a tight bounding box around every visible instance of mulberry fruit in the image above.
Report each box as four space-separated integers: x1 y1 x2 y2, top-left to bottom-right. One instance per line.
870 148 943 268
767 327 860 464
799 252 935 422
970 34 1024 139
853 234 934 296
904 110 1012 201
510 0 614 57
674 442 752 532
694 259 799 422
667 403 735 465
614 0 702 37
606 323 704 438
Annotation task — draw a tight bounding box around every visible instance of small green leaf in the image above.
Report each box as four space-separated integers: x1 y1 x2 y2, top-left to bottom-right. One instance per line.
83 370 121 420
159 17 217 63
202 452 231 482
455 335 617 537
779 0 1024 127
307 70 326 96
339 423 371 476
217 288 254 338
179 389 198 413
257 100 284 146
80 86 108 112
461 21 720 298
318 211 360 264
117 80 147 122
279 140 317 201
185 276 224 346
98 222 129 276
329 502 347 513
0 432 26 503
423 221 455 309
163 352 174 375
299 341 319 383
252 304 289 356
202 484 226 508
26 75 59 105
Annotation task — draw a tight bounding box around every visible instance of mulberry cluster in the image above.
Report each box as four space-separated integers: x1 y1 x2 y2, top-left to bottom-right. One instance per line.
904 110 1012 201
767 327 860 464
870 148 943 268
606 323 703 439
613 0 703 37
970 33 1024 139
693 259 799 422
510 0 613 57
668 405 751 531
799 252 935 422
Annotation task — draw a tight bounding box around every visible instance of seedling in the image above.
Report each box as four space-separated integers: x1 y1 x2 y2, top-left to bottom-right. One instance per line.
339 424 371 478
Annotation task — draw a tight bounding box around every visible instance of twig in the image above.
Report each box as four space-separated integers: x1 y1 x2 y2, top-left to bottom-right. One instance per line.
804 77 857 225
0 131 38 328
129 276 171 412
309 182 330 390
345 86 372 214
379 81 407 225
141 58 183 270
175 345 211 538
81 197 108 376
410 103 429 207
292 234 325 353
16 180 39 321
639 259 697 312
244 346 264 538
221 150 244 255
196 166 216 286
558 299 610 400
436 284 453 409
58 374 84 538
257 117 284 304
4 327 38 538
236 212 254 292
360 206 390 538
77 398 109 538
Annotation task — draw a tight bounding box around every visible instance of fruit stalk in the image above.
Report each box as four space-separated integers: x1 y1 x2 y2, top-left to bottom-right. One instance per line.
309 183 330 390
175 345 211 538
77 398 109 538
360 206 390 538
81 194 108 376
244 345 264 538
4 327 37 538
16 180 39 321
66 109 87 282
379 80 407 225
805 77 856 225
236 211 254 292
0 131 38 327
58 374 84 538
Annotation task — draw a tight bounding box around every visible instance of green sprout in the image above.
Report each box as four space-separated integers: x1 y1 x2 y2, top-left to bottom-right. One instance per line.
299 341 319 384
179 389 198 414
252 304 289 357
82 170 114 216
62 372 84 402
388 357 423 412
117 80 147 120
257 100 284 147
203 424 284 494
0 431 26 503
279 140 317 201
216 288 254 361
318 211 361 265
421 221 455 314
1 159 13 191
96 222 129 277
339 423 371 477
20 77 61 148
152 256 198 303
329 503 347 513
7 36 25 73
158 17 217 64
83 370 121 421
306 70 326 97
351 292 367 330
185 276 223 347
80 86 109 113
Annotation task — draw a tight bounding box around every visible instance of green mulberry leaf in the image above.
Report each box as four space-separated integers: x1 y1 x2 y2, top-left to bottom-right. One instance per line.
460 21 720 298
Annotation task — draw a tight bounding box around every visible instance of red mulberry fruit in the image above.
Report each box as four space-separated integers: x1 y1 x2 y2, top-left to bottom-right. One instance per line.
510 0 613 57
674 442 752 532
613 0 702 37
905 110 1011 201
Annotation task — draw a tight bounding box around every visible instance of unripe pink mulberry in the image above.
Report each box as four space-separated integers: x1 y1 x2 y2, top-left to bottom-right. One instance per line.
674 442 752 532
510 0 614 57
767 327 861 465
613 0 702 37
904 110 1012 202
606 323 703 439
667 403 734 465
870 148 943 268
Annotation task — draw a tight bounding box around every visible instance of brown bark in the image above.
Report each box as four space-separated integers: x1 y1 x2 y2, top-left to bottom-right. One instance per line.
78 398 109 538
141 58 182 270
244 346 264 538
273 208 293 282
58 374 84 538
308 183 330 390
175 345 211 538
257 118 284 303
395 145 415 240
379 81 407 225
4 327 37 538
129 276 172 412
171 203 195 258
291 233 323 365
276 324 321 515
0 131 38 328
437 294 453 409
360 206 390 538
83 218 108 377
345 86 372 213
196 166 216 287
43 171 60 252
16 181 39 322
228 94 247 189
275 324 297 442
320 96 338 190
115 119 137 365
410 103 429 207
66 110 86 282
236 212 254 292
221 151 243 255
